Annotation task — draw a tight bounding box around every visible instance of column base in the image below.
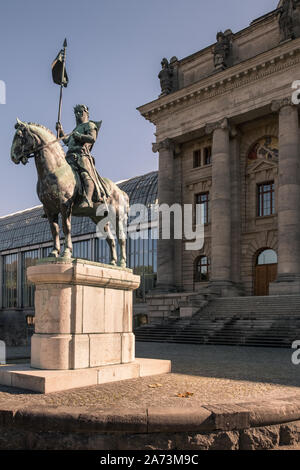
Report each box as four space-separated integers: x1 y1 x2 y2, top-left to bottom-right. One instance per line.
269 274 300 295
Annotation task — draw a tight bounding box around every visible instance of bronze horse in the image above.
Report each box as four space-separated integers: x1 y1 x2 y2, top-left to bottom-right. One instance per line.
10 120 128 267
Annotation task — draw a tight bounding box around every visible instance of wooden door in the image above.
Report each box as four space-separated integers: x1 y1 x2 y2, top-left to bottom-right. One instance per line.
254 263 277 296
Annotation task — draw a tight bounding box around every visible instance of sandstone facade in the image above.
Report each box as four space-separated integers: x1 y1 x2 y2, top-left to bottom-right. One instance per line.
138 3 300 298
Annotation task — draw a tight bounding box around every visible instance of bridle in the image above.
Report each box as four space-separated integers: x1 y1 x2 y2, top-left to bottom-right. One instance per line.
16 125 70 162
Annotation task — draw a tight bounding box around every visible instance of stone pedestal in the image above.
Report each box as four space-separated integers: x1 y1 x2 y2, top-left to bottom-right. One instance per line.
0 259 171 393
29 259 139 370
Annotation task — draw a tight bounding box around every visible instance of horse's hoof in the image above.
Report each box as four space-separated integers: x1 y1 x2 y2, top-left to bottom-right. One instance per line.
61 249 72 259
120 260 126 269
110 260 117 266
48 251 59 258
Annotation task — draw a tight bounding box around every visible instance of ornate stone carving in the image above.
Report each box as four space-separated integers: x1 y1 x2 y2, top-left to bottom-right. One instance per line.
213 30 233 71
205 117 229 135
158 57 179 96
278 0 300 42
152 138 175 154
271 97 294 112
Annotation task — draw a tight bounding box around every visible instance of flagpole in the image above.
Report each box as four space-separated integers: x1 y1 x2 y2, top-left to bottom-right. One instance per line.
57 38 67 138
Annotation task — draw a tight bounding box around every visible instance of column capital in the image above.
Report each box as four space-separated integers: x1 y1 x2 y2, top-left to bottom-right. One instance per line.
205 117 229 135
152 138 175 154
271 97 296 113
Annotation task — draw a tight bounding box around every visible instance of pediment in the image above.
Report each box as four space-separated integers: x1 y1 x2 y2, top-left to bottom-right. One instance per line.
247 159 278 175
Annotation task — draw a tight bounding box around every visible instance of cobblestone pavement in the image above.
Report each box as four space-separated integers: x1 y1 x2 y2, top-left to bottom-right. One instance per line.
1 343 300 410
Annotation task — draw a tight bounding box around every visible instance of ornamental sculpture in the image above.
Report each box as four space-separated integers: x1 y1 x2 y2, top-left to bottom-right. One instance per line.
278 0 300 41
213 30 233 71
10 40 128 267
158 56 178 96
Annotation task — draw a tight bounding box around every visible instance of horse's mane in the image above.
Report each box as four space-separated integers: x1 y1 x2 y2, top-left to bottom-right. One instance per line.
27 122 57 139
27 122 65 153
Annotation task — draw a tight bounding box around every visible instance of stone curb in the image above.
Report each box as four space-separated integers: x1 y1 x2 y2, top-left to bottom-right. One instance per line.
2 394 300 434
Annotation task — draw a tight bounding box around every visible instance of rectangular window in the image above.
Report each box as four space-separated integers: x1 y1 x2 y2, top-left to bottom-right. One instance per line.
204 146 212 165
3 253 18 308
22 250 39 308
72 240 91 260
195 192 209 225
257 182 275 217
193 150 201 168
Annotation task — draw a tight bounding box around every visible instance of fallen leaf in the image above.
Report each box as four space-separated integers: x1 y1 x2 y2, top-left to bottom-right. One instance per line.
176 392 194 398
148 383 163 388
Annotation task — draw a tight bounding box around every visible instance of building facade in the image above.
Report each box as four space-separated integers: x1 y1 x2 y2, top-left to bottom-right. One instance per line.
138 1 300 299
0 172 158 346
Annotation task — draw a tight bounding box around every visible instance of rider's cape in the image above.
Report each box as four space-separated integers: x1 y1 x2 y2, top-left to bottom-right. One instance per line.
87 121 110 201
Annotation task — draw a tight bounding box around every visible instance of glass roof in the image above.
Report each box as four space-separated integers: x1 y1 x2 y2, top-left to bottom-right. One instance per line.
0 171 158 252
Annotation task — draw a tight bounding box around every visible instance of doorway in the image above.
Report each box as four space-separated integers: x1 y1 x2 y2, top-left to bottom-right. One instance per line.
254 249 277 296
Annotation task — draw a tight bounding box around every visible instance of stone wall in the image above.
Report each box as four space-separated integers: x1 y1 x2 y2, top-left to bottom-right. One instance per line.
176 115 280 296
2 396 300 449
239 117 279 295
146 293 205 323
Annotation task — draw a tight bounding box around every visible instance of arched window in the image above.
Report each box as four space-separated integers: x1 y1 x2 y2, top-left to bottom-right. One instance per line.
194 256 210 282
257 249 277 266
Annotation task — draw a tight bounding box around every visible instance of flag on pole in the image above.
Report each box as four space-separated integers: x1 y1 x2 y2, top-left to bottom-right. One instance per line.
52 45 68 87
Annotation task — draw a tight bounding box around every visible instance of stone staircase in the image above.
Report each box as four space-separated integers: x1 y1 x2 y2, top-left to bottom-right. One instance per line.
134 295 300 348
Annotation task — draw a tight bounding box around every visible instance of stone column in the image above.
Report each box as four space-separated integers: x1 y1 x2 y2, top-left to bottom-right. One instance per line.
152 139 176 291
230 129 242 285
270 98 300 294
206 118 232 293
173 146 183 291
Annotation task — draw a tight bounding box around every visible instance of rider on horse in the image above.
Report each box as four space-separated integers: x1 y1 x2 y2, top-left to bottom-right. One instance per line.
57 104 109 209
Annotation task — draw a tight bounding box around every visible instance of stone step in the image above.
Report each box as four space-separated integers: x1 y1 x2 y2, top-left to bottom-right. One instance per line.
135 295 300 348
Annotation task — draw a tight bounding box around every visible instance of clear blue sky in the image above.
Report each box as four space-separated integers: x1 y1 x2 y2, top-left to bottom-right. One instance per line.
0 0 277 216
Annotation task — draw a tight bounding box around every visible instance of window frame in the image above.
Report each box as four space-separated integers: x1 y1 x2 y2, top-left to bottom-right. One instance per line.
193 149 202 168
194 256 210 283
195 192 210 225
203 146 212 165
257 181 275 217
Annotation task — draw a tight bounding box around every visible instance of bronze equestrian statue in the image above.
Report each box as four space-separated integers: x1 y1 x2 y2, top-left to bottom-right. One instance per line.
10 106 129 267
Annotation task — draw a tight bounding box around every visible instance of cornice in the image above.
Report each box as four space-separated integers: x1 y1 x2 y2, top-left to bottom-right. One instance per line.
138 38 300 124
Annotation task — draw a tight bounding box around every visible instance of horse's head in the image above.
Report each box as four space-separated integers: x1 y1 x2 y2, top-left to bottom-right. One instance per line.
11 119 39 165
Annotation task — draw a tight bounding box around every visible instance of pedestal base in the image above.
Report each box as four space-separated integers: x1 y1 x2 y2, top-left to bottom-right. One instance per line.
0 358 171 394
27 259 140 370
